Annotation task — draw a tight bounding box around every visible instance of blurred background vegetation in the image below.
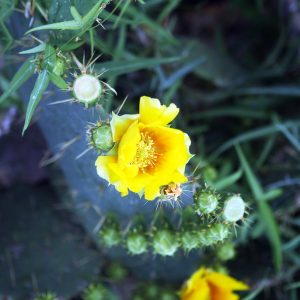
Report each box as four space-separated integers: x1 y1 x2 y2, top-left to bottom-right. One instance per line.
0 0 300 299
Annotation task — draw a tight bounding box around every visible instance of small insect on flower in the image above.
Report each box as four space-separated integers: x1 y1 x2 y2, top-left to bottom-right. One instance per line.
160 182 183 202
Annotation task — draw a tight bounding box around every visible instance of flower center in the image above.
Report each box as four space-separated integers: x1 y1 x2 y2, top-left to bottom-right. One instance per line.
133 132 158 172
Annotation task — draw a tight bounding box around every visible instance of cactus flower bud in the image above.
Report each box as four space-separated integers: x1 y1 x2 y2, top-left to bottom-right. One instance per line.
126 231 148 255
198 230 215 246
180 230 200 252
98 215 121 248
223 195 246 222
89 122 114 152
207 223 229 243
152 229 179 256
73 74 102 107
82 283 115 300
194 188 219 214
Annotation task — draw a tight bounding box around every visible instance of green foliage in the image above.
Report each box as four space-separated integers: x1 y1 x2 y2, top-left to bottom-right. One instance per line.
236 144 282 271
0 0 17 51
22 69 50 134
0 57 35 106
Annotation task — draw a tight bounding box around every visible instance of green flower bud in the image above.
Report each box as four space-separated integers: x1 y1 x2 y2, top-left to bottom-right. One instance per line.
127 231 148 255
89 122 114 152
152 229 179 256
223 195 246 223
194 188 219 214
180 230 200 252
83 283 116 300
216 242 236 261
107 262 128 281
73 74 102 107
207 223 229 243
98 215 121 248
198 230 215 246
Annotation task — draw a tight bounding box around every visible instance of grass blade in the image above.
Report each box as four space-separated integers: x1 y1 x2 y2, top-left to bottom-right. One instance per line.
95 56 181 78
22 70 50 135
0 57 35 105
236 144 282 271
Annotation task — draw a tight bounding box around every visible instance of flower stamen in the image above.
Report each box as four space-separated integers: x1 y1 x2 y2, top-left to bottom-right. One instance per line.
133 132 158 172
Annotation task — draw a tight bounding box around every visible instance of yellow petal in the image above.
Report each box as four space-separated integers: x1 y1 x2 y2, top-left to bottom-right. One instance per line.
206 272 249 292
180 275 210 300
139 96 179 125
144 125 191 174
209 283 239 300
127 173 153 193
110 112 139 142
95 156 119 183
114 181 129 197
118 121 140 165
185 267 206 292
144 183 160 201
95 156 129 196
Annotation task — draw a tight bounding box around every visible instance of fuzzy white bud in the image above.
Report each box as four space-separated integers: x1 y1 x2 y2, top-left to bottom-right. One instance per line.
73 74 101 105
223 195 246 222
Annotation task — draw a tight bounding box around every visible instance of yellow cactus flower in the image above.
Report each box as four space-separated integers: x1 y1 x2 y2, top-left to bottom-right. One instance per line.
95 96 192 200
180 267 249 300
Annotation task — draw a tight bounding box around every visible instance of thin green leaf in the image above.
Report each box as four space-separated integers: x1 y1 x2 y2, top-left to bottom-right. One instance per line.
235 86 300 96
263 189 283 201
191 106 268 120
48 72 69 90
286 282 300 290
95 56 181 78
27 1 106 36
157 0 180 23
213 169 243 190
113 0 131 28
242 286 264 300
0 57 35 105
19 43 46 54
211 120 300 159
43 44 56 71
22 70 50 135
236 144 282 271
26 20 82 34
